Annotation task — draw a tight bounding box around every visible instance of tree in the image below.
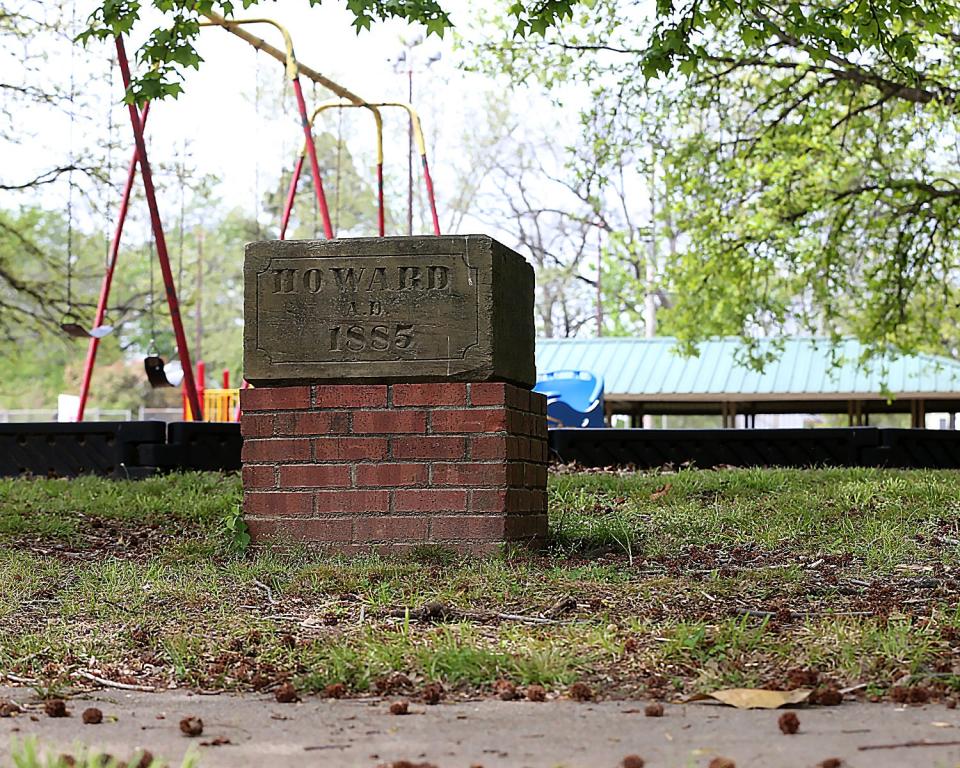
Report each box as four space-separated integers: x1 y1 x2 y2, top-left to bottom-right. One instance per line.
83 1 956 102
80 0 960 363
0 1 110 335
465 0 960 363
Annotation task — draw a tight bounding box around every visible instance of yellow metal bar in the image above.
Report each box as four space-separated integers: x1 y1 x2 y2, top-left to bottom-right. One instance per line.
201 11 367 104
309 99 384 165
363 102 429 157
198 15 298 79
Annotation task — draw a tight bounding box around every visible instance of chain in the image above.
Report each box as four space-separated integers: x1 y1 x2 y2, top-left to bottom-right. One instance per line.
334 106 343 233
178 140 186 290
253 50 261 238
65 2 77 315
148 238 157 352
104 56 114 271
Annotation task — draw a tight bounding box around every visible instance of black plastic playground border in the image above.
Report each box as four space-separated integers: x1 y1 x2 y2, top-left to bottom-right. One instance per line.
2 423 959 479
548 427 960 469
0 421 240 479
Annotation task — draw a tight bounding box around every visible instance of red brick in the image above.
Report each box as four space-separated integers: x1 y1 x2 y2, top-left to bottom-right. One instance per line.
242 438 311 463
431 515 507 541
242 465 276 489
431 462 509 487
431 408 507 433
247 517 353 543
471 489 508 512
392 436 466 460
507 386 528 410
522 462 542 487
314 490 390 514
356 463 428 487
505 514 548 540
470 435 508 460
275 411 350 436
533 416 548 439
354 410 427 434
244 492 312 516
314 385 388 408
354 516 428 542
313 437 388 461
533 439 549 463
394 489 468 513
530 392 547 416
279 465 352 488
469 382 507 406
392 383 468 406
240 386 311 411
240 413 274 438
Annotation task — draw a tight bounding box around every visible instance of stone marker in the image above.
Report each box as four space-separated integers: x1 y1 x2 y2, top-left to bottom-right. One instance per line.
244 236 535 386
241 235 548 554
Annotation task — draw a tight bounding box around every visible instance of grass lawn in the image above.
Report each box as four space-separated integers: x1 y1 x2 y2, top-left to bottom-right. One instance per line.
1 468 960 703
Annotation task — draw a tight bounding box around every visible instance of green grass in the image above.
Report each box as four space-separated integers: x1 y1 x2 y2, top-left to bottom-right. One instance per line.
9 738 194 768
2 468 960 699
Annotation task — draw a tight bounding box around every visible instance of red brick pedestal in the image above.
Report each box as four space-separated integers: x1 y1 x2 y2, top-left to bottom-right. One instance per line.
240 382 548 554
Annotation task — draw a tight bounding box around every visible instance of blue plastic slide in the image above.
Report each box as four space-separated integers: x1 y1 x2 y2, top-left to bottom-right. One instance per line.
533 370 605 428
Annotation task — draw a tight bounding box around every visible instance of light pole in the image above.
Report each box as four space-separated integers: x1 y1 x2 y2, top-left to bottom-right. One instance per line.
392 40 440 235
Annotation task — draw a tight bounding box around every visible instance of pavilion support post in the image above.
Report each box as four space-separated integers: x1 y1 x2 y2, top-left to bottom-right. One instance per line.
910 399 927 429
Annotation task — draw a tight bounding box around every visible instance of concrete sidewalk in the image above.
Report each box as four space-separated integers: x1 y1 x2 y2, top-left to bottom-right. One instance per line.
1 687 959 767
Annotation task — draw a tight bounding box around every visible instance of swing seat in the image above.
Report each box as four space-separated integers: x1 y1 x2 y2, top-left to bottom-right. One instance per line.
61 321 91 339
89 324 114 339
60 318 115 340
144 356 183 388
144 356 169 387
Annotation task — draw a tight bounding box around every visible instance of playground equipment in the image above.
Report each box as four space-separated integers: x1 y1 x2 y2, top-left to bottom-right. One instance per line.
60 51 114 343
280 99 386 238
280 98 441 238
75 13 441 421
198 15 337 239
533 370 606 428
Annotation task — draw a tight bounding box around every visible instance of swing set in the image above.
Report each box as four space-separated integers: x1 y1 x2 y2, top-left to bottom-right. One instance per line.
71 12 442 422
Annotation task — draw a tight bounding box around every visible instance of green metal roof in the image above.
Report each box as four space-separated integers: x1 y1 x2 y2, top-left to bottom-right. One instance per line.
535 337 960 398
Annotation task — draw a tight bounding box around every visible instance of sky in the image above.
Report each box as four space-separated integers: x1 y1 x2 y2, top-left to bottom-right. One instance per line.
4 0 579 244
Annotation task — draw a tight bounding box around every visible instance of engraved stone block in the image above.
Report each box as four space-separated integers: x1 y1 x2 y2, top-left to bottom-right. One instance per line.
244 235 535 386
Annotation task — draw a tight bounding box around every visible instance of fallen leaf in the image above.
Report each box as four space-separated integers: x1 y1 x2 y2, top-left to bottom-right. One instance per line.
650 483 672 501
687 688 811 710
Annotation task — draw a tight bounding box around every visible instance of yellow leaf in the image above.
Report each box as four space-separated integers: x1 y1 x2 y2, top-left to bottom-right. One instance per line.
687 688 812 709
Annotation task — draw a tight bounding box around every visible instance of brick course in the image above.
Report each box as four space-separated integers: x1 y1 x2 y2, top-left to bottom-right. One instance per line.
241 382 548 553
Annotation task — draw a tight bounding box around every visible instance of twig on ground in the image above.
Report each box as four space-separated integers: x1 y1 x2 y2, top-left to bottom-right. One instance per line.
839 682 868 694
253 579 278 605
5 673 37 684
386 602 559 625
74 670 156 692
859 740 960 751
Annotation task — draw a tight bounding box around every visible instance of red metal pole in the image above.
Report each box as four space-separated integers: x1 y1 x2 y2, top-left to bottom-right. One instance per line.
291 77 334 238
421 155 441 236
115 36 203 420
197 360 206 421
377 162 385 236
222 369 230 388
279 154 304 240
77 103 151 421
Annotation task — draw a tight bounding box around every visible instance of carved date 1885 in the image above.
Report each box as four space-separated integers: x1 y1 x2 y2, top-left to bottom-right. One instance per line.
253 253 479 369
